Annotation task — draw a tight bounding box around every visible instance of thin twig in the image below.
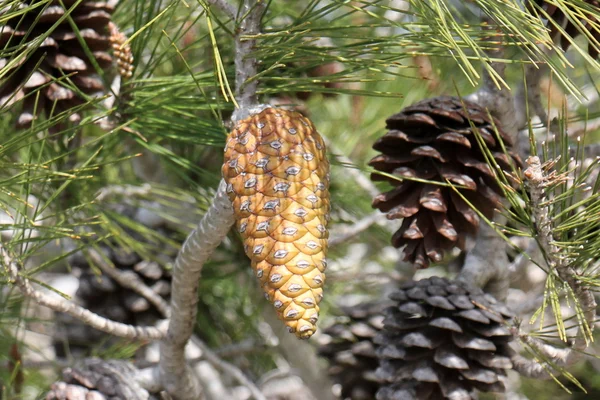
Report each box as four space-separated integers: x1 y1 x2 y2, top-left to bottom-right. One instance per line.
567 117 600 142
3 245 165 341
95 183 153 202
88 249 171 318
329 212 389 246
191 336 267 400
513 156 597 379
326 140 380 199
206 0 237 20
158 180 235 399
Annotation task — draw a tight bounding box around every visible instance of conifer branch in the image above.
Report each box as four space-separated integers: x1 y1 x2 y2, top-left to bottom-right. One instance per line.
158 180 235 399
512 156 597 378
458 223 511 301
3 246 165 341
464 34 519 143
232 0 267 120
206 0 237 20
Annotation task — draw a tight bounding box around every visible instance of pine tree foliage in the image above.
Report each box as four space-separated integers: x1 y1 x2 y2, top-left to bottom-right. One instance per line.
1 0 600 398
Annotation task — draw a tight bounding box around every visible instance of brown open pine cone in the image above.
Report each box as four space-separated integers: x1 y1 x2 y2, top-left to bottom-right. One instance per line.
369 96 520 269
0 1 123 128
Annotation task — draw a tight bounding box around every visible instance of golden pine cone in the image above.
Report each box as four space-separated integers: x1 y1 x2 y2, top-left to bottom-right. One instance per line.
222 107 330 339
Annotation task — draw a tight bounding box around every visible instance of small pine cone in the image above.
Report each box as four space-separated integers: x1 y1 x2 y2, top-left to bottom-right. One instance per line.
369 96 520 268
108 22 134 79
375 277 514 400
0 1 115 127
531 0 600 58
222 106 330 339
46 358 152 400
318 301 390 400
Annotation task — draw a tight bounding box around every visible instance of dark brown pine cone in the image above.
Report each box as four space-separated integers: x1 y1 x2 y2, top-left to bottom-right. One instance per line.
46 358 154 400
375 277 514 400
0 1 115 128
369 96 520 268
54 238 173 358
531 0 600 58
318 301 391 400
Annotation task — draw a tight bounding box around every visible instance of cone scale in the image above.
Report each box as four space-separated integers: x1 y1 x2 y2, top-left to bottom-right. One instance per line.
223 107 330 339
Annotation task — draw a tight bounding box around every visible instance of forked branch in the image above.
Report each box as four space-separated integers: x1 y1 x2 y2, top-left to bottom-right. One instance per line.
3 245 165 341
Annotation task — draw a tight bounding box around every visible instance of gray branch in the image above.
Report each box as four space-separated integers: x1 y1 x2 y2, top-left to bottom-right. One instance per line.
3 246 165 341
457 222 510 301
512 156 597 379
326 138 381 199
206 0 237 20
158 180 235 399
231 0 267 121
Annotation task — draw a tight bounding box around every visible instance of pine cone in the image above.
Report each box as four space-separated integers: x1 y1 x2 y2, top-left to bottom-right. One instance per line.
318 301 390 400
369 96 520 268
46 358 152 400
532 0 600 58
0 1 115 128
108 21 134 79
375 277 514 400
222 106 330 339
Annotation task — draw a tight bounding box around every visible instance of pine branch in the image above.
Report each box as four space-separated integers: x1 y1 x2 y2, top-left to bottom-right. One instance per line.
206 0 237 20
458 223 511 301
512 155 597 378
232 0 267 120
158 180 235 399
95 183 153 202
3 245 165 341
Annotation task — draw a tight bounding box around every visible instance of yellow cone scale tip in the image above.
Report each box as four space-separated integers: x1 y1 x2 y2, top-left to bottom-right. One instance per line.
223 107 330 339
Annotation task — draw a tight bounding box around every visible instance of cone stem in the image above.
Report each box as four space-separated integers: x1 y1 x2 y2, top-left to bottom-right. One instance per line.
233 0 267 119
